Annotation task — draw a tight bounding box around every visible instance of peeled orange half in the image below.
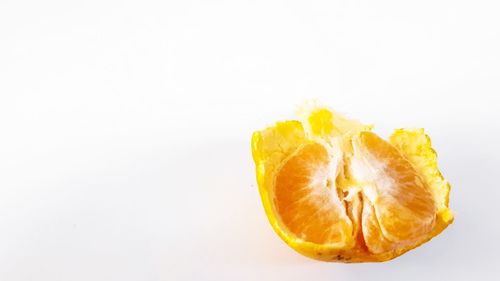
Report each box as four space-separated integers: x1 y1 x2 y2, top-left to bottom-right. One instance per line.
251 103 453 262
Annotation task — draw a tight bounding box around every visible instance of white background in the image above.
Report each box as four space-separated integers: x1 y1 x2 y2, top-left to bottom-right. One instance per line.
1 1 499 280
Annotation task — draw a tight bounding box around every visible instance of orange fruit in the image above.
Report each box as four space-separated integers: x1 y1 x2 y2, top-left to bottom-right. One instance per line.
251 103 453 262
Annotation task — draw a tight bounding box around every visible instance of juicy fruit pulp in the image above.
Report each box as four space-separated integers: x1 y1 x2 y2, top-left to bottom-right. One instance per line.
251 105 453 262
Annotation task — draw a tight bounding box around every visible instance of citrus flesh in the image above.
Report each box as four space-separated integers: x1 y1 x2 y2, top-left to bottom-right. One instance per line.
251 104 453 262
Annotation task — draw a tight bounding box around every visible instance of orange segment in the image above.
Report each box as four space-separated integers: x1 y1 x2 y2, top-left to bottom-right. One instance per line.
274 143 350 245
354 132 436 243
361 201 395 254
